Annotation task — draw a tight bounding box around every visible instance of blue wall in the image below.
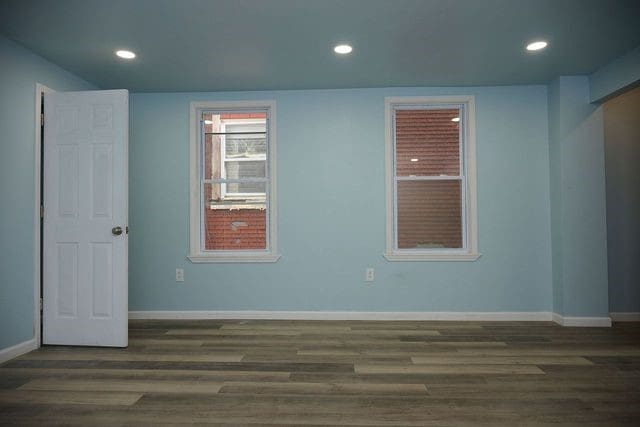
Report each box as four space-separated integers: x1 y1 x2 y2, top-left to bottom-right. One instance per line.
547 78 564 315
547 76 609 317
590 45 640 103
129 86 553 313
0 35 96 350
4 35 627 355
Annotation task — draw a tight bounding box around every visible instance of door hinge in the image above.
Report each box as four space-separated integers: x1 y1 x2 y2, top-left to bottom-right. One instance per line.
39 298 43 311
40 113 44 127
40 205 44 219
126 226 129 234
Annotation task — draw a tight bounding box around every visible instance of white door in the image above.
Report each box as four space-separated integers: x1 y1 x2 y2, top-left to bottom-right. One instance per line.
43 90 128 347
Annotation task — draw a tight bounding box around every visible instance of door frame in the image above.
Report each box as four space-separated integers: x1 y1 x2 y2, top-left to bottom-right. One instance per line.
34 82 54 348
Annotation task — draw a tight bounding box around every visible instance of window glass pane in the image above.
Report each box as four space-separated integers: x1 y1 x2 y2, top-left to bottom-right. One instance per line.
203 183 267 250
202 112 267 180
226 181 266 195
205 181 266 200
225 135 267 158
225 123 266 134
395 108 460 177
396 180 462 249
225 160 266 181
203 112 267 130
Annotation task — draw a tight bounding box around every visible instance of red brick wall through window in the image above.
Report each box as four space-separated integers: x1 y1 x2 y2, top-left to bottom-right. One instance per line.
204 208 266 250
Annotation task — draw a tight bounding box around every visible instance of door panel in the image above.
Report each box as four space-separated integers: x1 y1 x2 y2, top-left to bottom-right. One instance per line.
43 90 128 347
91 242 113 318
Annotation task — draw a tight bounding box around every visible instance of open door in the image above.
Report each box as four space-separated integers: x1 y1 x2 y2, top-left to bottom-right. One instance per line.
43 90 128 347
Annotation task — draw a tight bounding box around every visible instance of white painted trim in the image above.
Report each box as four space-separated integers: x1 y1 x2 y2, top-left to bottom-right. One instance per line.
33 83 54 350
383 252 481 262
129 310 553 321
187 254 281 263
189 101 199 260
189 100 278 263
561 317 612 327
0 338 37 364
384 95 479 261
609 312 640 322
552 312 564 325
131 311 615 327
552 313 612 327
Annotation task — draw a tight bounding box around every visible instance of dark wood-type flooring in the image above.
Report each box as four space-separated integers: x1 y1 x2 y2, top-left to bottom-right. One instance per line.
1 320 640 426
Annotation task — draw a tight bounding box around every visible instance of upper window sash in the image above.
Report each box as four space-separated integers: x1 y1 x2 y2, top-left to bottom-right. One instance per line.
218 117 268 199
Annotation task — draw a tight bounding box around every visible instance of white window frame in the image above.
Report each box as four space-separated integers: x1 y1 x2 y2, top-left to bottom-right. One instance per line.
189 100 279 263
384 96 480 261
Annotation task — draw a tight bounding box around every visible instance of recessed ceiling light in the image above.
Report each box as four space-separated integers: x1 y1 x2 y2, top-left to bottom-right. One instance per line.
204 120 213 125
410 158 419 162
451 117 460 122
334 44 353 54
526 41 548 52
115 50 136 59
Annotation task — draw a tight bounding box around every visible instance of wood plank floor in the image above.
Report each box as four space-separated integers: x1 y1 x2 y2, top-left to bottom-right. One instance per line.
1 320 639 426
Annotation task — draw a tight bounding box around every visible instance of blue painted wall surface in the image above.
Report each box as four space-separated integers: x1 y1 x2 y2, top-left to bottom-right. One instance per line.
0 35 96 350
129 86 553 313
0 33 625 354
547 78 564 315
590 45 640 103
548 76 609 317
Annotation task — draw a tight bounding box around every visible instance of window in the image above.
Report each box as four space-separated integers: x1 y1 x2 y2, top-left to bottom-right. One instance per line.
384 96 479 261
189 101 278 262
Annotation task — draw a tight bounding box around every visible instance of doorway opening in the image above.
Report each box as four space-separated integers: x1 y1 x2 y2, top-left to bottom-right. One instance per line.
603 85 640 321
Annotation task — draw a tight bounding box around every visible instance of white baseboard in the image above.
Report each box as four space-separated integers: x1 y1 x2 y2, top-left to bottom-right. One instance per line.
129 310 553 322
552 312 564 325
552 313 612 327
610 312 640 322
0 338 37 364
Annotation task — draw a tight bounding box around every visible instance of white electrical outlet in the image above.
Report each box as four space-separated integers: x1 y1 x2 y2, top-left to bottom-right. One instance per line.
175 268 184 282
365 267 375 282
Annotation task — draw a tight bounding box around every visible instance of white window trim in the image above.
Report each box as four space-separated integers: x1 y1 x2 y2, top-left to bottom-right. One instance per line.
189 100 279 263
384 96 480 262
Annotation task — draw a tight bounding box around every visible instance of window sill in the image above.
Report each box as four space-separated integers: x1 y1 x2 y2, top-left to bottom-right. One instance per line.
383 252 481 262
209 204 266 210
188 254 281 263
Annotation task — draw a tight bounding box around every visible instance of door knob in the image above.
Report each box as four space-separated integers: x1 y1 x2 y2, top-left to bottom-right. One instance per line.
112 226 123 236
